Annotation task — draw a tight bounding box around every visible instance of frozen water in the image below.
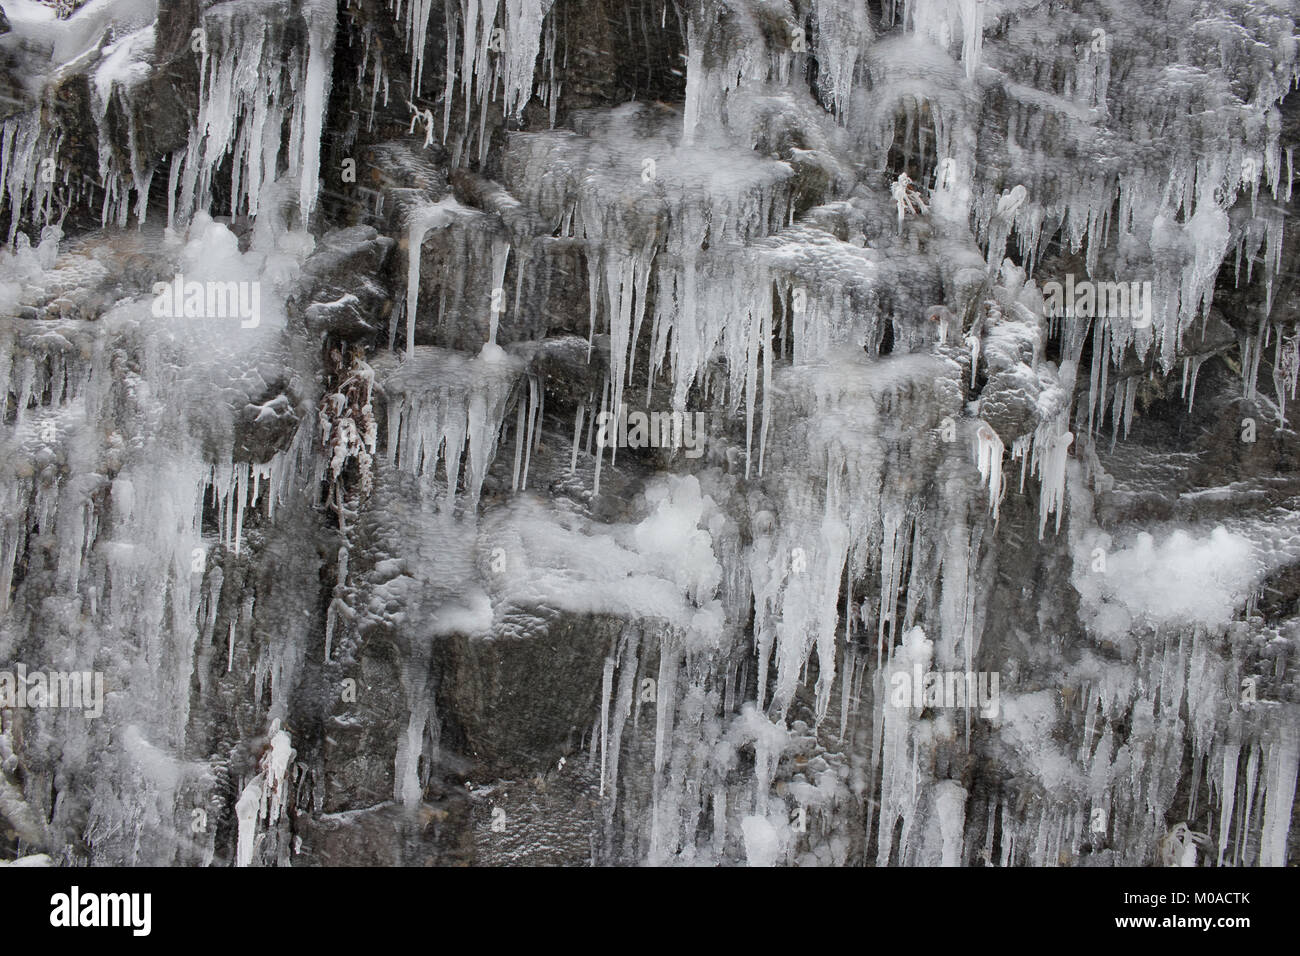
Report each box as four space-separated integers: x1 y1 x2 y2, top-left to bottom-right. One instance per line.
0 0 1296 871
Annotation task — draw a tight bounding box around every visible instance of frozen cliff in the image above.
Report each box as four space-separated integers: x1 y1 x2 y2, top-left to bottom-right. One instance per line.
0 0 1296 867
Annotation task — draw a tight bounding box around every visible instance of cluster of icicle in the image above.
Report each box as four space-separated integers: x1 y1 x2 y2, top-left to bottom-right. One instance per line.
502 112 804 478
207 422 317 556
389 0 558 164
376 346 527 514
0 113 63 244
1 0 336 238
171 0 336 226
582 347 1005 863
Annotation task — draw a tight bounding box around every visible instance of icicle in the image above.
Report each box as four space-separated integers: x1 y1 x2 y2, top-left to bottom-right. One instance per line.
593 374 607 496
974 422 1005 521
299 0 337 223
520 375 539 490
324 546 348 661
599 653 615 796
511 395 526 490
1218 736 1240 866
1260 722 1299 866
569 403 584 474
653 637 678 774
811 0 870 118
503 0 558 119
234 777 263 867
1183 354 1207 413
604 634 639 806
839 644 855 742
681 19 702 146
1273 330 1299 421
1031 422 1073 537
1239 744 1260 865
442 0 459 138
758 301 773 477
485 238 511 352
402 0 438 97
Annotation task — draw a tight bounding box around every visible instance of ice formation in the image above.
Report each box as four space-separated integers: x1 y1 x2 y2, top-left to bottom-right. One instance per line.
0 0 1297 871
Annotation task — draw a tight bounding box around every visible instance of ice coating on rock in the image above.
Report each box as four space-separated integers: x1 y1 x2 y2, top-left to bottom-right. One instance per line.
0 0 1296 870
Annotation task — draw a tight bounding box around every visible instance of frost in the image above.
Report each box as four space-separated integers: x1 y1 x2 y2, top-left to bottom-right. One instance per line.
1075 526 1261 637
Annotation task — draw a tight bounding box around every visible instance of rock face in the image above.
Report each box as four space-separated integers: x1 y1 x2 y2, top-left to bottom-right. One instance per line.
0 0 1298 869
